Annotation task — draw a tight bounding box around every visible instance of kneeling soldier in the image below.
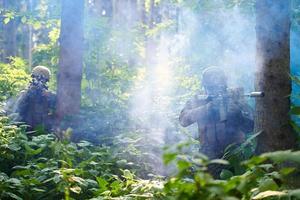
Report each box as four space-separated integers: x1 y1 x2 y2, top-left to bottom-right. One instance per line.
14 66 56 131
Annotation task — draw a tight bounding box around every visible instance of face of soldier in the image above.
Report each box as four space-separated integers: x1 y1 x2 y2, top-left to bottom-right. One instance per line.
204 76 227 95
202 68 227 96
205 84 226 95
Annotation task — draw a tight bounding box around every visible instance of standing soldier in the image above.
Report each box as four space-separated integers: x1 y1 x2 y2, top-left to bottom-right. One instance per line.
14 66 56 131
179 67 254 174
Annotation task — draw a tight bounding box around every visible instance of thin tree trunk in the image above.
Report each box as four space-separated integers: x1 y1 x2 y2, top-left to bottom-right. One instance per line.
104 0 113 20
145 0 155 65
20 0 32 69
56 0 84 119
255 0 297 153
139 0 147 25
0 0 4 61
28 0 33 69
3 0 17 62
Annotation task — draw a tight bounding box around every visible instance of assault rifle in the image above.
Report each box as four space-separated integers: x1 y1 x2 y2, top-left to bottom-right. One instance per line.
197 91 264 121
29 74 48 92
198 91 265 101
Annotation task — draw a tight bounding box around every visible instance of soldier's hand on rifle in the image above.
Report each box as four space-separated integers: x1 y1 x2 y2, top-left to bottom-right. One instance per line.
206 96 222 117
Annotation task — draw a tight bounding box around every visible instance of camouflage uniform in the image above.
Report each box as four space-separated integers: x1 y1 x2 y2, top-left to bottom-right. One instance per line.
179 67 254 159
14 66 56 131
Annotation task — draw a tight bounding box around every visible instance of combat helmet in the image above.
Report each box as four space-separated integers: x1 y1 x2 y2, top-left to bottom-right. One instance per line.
32 66 51 81
201 67 227 89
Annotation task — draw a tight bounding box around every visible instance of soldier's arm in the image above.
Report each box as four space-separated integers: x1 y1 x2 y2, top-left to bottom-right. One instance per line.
227 88 254 133
14 91 30 121
45 91 56 110
179 96 209 127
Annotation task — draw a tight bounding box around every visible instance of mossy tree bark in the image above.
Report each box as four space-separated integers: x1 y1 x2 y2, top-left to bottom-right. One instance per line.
56 0 84 119
255 0 297 153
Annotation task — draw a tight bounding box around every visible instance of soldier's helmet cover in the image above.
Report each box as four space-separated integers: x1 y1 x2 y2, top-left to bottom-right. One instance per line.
201 67 227 89
31 66 51 81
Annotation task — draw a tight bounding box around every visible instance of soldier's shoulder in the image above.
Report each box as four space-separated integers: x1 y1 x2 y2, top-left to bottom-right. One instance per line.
19 89 28 95
227 87 244 94
16 89 30 100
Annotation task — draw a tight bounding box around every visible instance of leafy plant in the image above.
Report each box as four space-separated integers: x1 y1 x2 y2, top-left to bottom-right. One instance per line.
0 115 165 199
0 57 30 101
163 140 300 200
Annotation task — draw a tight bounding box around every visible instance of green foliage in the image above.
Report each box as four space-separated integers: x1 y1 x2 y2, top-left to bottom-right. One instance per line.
163 142 300 200
0 57 30 101
291 75 300 143
1 116 300 200
0 115 165 199
32 20 60 91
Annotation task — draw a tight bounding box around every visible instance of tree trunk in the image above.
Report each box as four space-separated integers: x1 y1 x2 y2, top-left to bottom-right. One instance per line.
0 0 4 61
20 0 33 69
27 0 33 69
255 0 297 153
3 0 17 62
56 0 84 119
103 0 113 19
145 0 160 66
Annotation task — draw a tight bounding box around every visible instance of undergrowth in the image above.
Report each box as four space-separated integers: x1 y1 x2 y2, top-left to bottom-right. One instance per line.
1 114 300 200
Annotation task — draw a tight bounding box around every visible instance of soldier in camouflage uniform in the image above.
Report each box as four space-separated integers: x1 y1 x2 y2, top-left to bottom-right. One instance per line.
14 66 56 131
179 67 254 161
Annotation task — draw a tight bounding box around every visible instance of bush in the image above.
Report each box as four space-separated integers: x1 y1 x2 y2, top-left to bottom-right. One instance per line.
1 115 300 200
163 141 300 200
0 115 164 200
0 57 30 101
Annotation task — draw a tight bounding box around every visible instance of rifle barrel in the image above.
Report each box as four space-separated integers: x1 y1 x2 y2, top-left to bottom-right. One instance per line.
243 92 265 97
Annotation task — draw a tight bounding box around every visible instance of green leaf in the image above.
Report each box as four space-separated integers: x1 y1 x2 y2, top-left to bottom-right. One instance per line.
220 169 233 180
7 178 21 186
32 188 46 192
290 106 300 115
177 160 191 171
262 150 300 163
0 173 8 181
289 189 300 198
243 155 267 167
224 198 239 200
53 175 61 183
21 16 27 24
3 192 22 200
279 167 296 176
24 144 43 155
291 76 300 85
126 193 153 198
290 120 300 133
3 18 10 24
110 180 123 194
122 169 134 180
32 21 42 29
96 177 108 193
258 178 278 192
7 143 21 151
252 191 286 199
163 152 177 165
77 140 92 147
69 176 85 185
70 186 81 194
209 159 229 165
